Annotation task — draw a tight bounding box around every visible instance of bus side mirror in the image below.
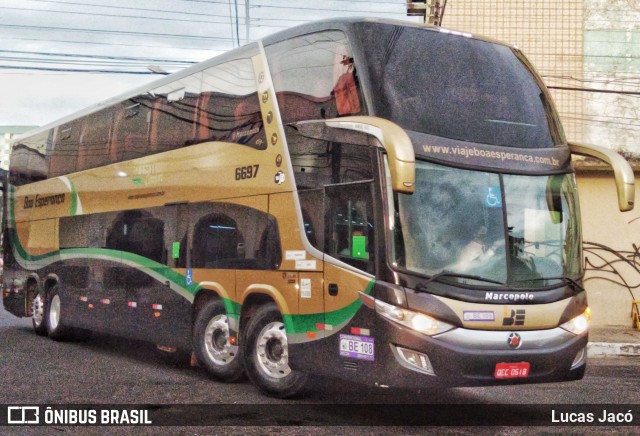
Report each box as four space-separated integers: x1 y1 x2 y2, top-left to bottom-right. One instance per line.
569 142 635 212
324 116 415 193
293 116 416 194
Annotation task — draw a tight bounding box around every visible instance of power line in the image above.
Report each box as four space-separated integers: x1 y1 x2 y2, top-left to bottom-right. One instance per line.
176 0 407 4
0 36 227 53
544 74 640 81
174 0 236 4
249 17 310 23
0 49 197 65
0 23 236 42
234 0 241 46
23 0 239 21
306 0 406 4
560 115 640 131
547 85 640 96
0 65 164 74
250 3 406 14
227 0 236 48
531 52 640 60
1 60 178 71
0 5 235 26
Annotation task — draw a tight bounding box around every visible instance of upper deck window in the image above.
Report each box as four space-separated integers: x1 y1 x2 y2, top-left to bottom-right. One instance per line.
356 24 563 148
266 30 364 124
11 48 266 184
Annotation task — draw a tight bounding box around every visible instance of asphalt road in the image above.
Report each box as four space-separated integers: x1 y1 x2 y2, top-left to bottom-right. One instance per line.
1 306 639 434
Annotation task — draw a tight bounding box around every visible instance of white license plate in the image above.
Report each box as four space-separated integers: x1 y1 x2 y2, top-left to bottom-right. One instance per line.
339 334 374 361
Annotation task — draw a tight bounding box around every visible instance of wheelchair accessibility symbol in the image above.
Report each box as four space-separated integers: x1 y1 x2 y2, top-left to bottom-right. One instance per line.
186 269 193 286
484 187 502 208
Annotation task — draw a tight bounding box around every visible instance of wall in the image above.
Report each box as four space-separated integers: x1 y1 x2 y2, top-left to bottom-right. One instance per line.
443 1 640 326
443 0 585 142
576 168 640 325
583 0 640 153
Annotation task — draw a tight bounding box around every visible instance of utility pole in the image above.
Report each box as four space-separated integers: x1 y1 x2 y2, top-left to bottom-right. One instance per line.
406 0 448 26
245 0 250 43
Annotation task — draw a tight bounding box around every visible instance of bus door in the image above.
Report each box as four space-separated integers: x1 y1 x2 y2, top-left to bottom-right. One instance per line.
322 180 378 374
290 131 381 376
287 116 415 378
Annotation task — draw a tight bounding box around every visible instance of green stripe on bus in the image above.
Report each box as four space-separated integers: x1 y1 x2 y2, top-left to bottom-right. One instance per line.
8 187 198 298
283 280 374 334
223 298 241 317
69 180 78 216
9 185 374 328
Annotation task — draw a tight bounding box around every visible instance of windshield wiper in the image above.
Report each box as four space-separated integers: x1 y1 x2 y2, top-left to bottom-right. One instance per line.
515 276 585 292
416 271 504 292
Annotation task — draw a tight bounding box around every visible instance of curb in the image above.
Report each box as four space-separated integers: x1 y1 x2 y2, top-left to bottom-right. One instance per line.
587 342 640 357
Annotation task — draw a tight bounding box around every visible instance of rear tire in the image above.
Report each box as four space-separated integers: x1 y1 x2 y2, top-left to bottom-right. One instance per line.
46 286 70 341
31 292 48 337
193 299 244 382
243 303 309 398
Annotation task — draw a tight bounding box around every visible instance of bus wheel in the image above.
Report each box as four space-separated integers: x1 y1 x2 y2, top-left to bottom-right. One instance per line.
193 299 244 382
46 286 69 341
243 303 309 398
31 292 48 336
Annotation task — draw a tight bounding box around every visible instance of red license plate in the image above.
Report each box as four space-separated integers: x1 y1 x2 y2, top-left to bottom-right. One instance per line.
494 362 530 379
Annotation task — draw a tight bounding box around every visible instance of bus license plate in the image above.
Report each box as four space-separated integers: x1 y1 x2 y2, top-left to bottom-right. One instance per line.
494 362 530 379
339 334 374 361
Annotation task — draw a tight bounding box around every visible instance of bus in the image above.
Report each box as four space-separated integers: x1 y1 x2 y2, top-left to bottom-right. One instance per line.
2 18 635 398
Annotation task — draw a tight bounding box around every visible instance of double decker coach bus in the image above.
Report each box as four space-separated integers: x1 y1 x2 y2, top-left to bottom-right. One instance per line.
2 18 635 398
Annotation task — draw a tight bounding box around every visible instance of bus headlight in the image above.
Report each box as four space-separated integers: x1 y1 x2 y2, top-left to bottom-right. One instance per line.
560 307 591 335
374 299 454 336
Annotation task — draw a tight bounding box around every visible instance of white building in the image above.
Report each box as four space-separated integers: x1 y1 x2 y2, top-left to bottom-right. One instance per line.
0 126 37 171
444 1 640 326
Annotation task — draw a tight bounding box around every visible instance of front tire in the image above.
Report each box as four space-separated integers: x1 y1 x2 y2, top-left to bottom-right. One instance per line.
243 303 309 398
193 299 244 382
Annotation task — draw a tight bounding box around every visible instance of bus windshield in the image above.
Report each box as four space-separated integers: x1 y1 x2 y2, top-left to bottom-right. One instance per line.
392 161 582 288
359 24 561 148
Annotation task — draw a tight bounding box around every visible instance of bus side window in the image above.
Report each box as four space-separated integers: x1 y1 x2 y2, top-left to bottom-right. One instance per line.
292 138 377 272
105 209 164 286
77 108 114 172
10 129 50 186
111 97 152 163
255 217 282 270
194 58 266 150
300 206 320 250
49 121 81 178
10 143 48 186
192 213 244 269
266 30 364 125
105 211 162 255
325 183 375 272
189 203 281 271
149 73 201 152
149 95 198 152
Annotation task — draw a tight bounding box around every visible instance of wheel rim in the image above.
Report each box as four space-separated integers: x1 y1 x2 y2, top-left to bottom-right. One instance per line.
255 321 291 379
203 315 238 365
49 295 61 331
32 294 44 327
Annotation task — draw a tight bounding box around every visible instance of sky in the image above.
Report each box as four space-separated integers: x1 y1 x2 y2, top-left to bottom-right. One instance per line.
0 0 414 127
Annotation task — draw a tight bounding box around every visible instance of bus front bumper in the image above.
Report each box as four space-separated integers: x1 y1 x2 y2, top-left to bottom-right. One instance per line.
371 319 588 388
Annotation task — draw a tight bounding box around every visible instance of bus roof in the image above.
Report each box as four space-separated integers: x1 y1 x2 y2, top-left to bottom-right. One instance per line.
14 18 514 144
262 17 510 48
